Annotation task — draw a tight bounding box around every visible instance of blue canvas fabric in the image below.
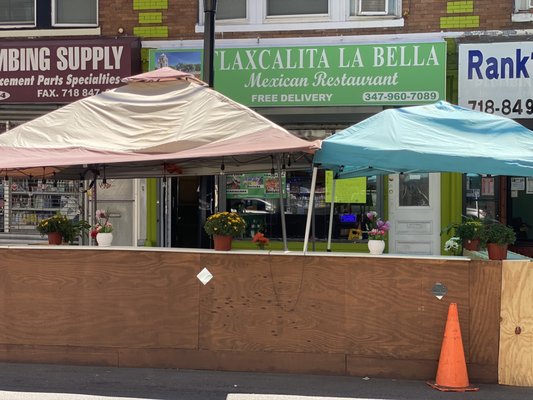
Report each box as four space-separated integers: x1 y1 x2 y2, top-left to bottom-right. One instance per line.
313 101 533 178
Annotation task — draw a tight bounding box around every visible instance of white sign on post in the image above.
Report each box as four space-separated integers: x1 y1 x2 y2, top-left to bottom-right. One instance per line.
458 42 533 119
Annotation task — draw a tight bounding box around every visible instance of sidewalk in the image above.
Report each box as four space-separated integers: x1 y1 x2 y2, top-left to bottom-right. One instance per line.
0 362 532 400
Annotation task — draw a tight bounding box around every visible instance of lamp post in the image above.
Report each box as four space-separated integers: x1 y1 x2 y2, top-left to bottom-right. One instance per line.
198 0 218 248
203 0 217 87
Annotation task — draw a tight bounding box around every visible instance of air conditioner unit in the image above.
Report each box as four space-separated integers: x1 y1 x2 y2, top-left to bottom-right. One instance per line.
359 0 388 15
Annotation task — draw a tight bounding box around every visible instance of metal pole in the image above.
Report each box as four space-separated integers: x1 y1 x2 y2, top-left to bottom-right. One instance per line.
198 0 218 248
327 177 336 252
303 166 318 254
203 0 217 87
277 155 288 251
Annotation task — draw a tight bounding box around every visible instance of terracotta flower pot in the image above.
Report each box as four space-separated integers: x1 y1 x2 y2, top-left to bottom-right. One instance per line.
47 232 63 245
487 243 508 260
213 235 232 251
463 239 480 251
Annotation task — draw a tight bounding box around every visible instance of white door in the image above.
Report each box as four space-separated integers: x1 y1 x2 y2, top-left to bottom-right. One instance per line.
388 173 441 255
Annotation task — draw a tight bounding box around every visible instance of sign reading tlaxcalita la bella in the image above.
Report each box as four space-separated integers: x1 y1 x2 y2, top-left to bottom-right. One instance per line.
0 37 140 103
458 41 533 119
149 41 446 107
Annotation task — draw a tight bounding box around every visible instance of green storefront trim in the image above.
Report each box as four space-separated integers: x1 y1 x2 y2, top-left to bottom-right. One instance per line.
441 172 463 254
145 178 158 247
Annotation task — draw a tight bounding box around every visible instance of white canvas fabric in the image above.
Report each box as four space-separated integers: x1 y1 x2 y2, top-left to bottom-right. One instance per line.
0 71 319 178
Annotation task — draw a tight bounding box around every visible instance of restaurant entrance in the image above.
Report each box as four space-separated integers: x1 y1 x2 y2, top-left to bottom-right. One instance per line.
388 173 441 255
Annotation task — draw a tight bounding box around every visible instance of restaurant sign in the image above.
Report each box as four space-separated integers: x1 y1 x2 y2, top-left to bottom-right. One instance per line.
0 37 140 103
149 42 446 107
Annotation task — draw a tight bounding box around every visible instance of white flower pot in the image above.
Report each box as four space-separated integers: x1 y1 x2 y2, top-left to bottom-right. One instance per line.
368 239 385 255
96 232 113 247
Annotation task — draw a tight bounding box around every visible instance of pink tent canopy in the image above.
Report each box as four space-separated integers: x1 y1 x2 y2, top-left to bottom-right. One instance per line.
0 69 320 179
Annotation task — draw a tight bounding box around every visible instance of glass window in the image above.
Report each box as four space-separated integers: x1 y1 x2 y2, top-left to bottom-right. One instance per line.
217 0 246 20
508 177 533 241
515 0 532 11
465 174 497 220
267 0 328 16
351 0 394 15
358 0 387 14
199 0 402 32
54 0 97 25
0 0 34 26
226 170 381 241
399 173 430 207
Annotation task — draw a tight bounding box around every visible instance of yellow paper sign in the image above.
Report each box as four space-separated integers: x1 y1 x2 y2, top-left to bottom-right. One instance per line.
325 171 366 203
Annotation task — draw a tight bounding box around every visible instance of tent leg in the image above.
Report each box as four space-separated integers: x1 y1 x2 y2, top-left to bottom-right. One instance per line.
327 178 336 252
277 155 288 252
91 171 98 246
303 166 318 254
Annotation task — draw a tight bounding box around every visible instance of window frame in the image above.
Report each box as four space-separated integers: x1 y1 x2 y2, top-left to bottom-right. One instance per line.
514 0 533 11
197 0 403 33
0 0 37 29
512 0 533 22
52 0 98 28
357 0 388 16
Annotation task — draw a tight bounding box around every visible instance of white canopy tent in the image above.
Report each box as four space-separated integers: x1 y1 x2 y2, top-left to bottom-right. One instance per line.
0 68 320 249
0 68 319 179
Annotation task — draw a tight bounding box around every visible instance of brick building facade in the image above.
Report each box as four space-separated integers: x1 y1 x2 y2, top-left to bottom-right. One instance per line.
96 1 530 40
2 1 533 252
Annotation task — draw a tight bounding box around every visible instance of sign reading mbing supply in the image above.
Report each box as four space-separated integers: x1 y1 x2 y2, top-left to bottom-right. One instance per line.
149 41 446 107
0 37 140 103
459 41 533 119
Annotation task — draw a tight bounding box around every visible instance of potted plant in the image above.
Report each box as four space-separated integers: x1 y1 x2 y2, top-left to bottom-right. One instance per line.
252 232 269 250
444 236 461 256
365 211 390 255
90 209 114 246
36 213 90 245
444 217 483 251
204 211 246 251
478 221 516 260
62 218 91 244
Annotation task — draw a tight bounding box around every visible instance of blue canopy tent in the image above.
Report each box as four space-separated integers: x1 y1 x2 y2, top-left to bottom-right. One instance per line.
305 101 533 252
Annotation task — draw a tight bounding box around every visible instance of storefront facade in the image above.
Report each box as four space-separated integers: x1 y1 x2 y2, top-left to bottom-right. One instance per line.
2 1 532 253
458 39 533 257
142 36 460 253
0 37 141 245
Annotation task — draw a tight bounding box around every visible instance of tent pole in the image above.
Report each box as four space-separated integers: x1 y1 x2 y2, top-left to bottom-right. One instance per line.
277 155 288 251
327 176 336 252
303 166 318 254
91 171 98 246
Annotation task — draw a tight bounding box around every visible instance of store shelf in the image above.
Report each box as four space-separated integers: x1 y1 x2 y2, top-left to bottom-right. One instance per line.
6 179 82 233
11 191 79 195
11 207 67 211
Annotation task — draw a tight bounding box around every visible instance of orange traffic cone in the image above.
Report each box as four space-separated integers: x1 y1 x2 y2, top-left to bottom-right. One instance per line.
427 303 479 392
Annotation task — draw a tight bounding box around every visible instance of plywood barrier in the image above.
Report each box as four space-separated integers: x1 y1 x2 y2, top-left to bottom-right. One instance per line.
499 260 533 386
0 248 500 382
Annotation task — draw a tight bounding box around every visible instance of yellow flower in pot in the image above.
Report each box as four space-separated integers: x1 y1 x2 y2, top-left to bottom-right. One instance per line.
204 211 246 251
36 213 90 245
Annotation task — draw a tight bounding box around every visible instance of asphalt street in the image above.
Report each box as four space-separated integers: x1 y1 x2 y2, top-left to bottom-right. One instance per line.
0 362 532 400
